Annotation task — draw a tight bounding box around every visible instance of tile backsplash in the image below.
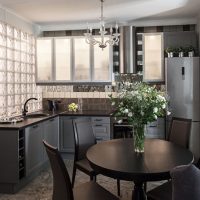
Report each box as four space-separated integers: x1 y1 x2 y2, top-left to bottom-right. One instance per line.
41 85 116 99
43 98 113 111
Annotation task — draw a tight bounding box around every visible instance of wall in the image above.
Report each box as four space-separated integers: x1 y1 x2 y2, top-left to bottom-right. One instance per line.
197 15 200 53
0 5 39 35
0 5 42 117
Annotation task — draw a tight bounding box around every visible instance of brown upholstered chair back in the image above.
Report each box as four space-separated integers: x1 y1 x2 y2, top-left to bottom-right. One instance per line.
73 118 96 161
43 140 74 200
168 117 192 149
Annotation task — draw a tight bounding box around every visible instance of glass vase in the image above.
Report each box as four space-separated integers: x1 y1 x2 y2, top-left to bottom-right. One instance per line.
134 124 145 153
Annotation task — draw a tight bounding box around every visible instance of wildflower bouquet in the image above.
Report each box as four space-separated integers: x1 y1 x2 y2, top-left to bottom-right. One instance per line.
110 82 169 152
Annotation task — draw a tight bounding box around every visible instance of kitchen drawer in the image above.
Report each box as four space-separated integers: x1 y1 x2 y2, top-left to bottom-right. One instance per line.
92 124 110 137
96 136 110 143
91 117 110 124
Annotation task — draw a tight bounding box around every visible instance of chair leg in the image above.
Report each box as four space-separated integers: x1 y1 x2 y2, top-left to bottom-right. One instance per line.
72 165 77 188
90 174 97 181
144 182 147 192
117 179 120 196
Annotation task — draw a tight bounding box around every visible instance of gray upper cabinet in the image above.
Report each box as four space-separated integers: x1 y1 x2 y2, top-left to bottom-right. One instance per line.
25 123 44 176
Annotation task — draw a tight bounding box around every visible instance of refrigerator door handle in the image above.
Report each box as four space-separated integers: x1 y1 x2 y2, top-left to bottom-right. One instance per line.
182 66 185 80
182 66 185 75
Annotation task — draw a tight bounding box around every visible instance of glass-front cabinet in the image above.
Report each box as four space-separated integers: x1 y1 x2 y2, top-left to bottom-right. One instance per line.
74 38 90 81
55 38 71 81
36 36 112 83
37 38 52 81
143 33 164 82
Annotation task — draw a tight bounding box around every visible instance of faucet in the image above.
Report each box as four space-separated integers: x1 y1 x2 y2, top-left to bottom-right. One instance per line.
22 98 38 117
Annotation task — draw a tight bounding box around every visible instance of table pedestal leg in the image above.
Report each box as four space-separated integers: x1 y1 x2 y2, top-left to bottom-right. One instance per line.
132 181 147 200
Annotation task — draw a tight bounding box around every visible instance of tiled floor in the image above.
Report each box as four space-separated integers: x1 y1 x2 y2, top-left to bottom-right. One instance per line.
0 160 162 200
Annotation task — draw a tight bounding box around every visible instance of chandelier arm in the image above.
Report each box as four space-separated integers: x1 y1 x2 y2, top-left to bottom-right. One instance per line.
84 0 120 49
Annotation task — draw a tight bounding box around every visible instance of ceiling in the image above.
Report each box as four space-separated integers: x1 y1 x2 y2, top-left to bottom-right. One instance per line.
0 0 199 27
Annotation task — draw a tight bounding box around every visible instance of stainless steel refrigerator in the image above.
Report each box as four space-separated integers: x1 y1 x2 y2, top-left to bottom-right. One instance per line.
165 57 200 160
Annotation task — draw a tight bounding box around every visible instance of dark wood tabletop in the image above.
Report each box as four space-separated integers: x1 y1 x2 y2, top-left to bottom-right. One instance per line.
87 138 194 200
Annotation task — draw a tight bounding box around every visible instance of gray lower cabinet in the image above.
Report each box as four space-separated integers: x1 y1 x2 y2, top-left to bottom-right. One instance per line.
26 117 59 175
43 117 59 147
43 117 59 161
0 116 59 194
25 123 44 176
59 116 91 153
92 117 111 142
59 116 75 153
0 130 19 184
145 118 165 139
0 129 26 193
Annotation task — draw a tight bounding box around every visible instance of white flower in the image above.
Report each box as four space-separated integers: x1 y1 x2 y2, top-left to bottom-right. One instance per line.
154 115 158 120
117 119 123 124
141 111 144 116
162 103 166 109
124 109 129 113
128 112 133 117
167 111 171 115
111 102 115 106
158 95 165 101
153 107 158 113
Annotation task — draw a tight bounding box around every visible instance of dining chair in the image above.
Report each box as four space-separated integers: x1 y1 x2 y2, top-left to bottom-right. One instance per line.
167 117 192 148
71 118 121 196
147 158 200 200
144 117 192 193
43 140 119 200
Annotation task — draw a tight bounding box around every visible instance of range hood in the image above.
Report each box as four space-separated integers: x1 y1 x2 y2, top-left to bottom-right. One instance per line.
119 26 137 74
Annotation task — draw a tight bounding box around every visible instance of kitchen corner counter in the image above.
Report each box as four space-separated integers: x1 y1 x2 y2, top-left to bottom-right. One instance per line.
60 110 113 116
0 110 113 130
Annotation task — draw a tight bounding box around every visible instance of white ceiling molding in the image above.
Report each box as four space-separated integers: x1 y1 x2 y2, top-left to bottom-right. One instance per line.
129 17 197 27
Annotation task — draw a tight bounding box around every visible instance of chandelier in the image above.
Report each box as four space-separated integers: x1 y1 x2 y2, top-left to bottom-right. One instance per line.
84 0 120 49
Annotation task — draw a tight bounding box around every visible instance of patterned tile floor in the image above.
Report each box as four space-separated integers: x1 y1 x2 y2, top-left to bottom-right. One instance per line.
0 160 163 200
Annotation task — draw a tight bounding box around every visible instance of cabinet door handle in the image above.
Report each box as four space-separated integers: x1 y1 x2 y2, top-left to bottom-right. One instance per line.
149 125 157 127
95 124 103 127
32 125 38 129
49 118 54 122
95 119 103 121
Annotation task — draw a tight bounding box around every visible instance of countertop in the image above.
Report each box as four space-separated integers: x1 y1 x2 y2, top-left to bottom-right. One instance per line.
0 110 113 130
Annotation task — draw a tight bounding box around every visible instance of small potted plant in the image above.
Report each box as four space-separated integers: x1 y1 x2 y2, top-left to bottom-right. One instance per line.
165 47 175 57
185 45 195 57
177 46 184 57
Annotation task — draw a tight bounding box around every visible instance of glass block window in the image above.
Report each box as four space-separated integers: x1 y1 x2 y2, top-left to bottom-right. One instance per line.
0 21 42 117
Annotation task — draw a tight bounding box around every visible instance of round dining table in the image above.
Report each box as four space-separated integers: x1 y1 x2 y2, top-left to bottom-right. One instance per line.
86 138 194 200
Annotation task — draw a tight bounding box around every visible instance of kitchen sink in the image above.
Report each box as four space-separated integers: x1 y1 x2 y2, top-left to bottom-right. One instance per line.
25 113 50 118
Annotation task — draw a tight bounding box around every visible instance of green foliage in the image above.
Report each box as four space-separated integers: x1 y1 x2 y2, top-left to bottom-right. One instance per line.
184 45 195 52
177 46 184 52
110 82 168 126
165 47 175 53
